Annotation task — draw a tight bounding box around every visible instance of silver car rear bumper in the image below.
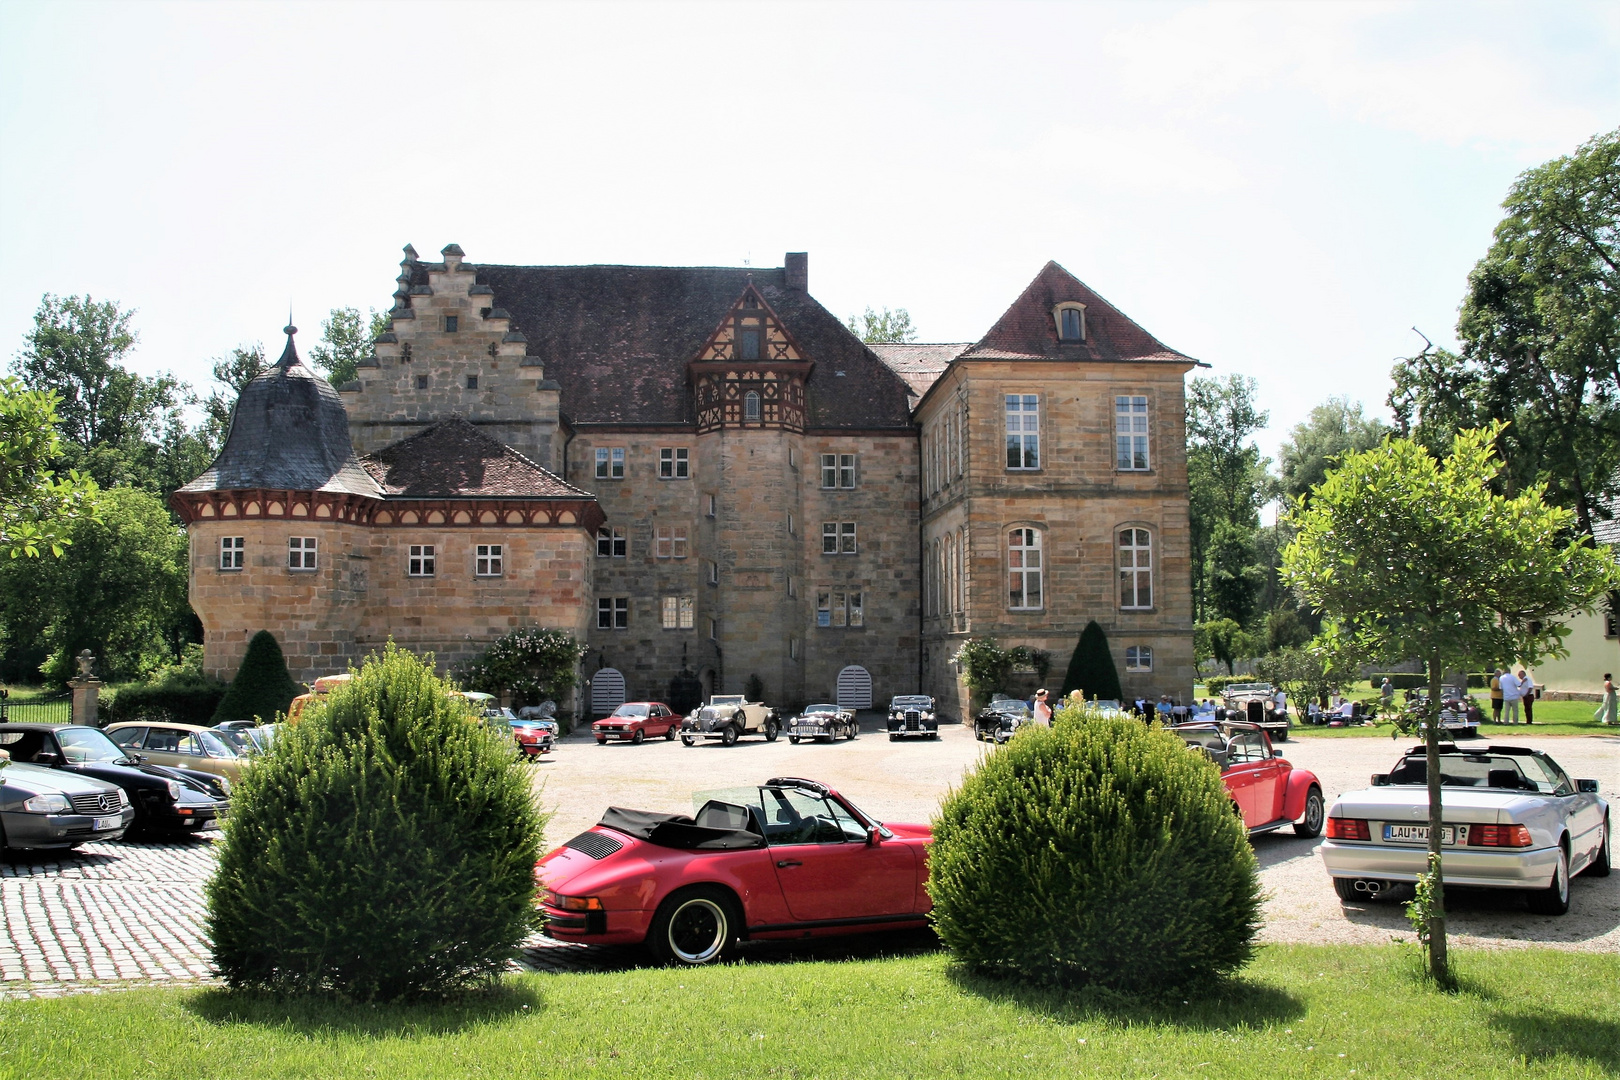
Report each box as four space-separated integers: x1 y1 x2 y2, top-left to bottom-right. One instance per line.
1320 839 1560 889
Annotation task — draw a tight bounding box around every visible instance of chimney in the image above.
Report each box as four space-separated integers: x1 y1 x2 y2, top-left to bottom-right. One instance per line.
784 252 808 292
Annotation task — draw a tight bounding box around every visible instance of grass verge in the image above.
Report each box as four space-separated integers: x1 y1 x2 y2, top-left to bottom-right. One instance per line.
2 944 1615 1079
1288 699 1616 738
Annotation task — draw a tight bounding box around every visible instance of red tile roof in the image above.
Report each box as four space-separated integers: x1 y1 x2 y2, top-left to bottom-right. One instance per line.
361 418 592 499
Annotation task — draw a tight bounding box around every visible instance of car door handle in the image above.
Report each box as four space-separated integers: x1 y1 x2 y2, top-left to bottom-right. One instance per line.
776 859 802 868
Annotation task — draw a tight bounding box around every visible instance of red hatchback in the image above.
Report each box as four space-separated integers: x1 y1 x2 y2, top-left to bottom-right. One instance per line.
536 777 933 965
593 702 681 745
1169 721 1325 837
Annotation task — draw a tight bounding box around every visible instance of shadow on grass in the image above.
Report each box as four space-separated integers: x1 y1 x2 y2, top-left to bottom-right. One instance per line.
944 963 1306 1032
182 979 545 1039
1488 1009 1620 1072
520 926 943 975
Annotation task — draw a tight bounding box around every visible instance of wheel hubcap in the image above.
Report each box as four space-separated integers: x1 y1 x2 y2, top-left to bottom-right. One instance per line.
668 898 727 963
1306 795 1324 831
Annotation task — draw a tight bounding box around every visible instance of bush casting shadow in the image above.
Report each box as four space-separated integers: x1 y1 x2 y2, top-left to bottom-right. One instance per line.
1488 1009 1620 1072
183 980 544 1039
944 963 1306 1032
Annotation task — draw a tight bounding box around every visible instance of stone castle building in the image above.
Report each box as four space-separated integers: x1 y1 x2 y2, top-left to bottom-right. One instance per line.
173 245 1200 720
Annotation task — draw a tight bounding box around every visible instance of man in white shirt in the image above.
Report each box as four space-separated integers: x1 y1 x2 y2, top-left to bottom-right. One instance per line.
1500 668 1523 724
1517 668 1536 724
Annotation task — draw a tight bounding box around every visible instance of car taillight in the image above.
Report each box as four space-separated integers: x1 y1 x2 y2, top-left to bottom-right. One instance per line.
1467 824 1532 848
1325 817 1371 841
545 891 603 912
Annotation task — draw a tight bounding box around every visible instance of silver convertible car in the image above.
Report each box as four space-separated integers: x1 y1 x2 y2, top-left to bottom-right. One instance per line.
1320 743 1610 915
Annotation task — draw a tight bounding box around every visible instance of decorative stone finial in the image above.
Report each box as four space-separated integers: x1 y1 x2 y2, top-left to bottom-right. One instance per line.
76 649 96 679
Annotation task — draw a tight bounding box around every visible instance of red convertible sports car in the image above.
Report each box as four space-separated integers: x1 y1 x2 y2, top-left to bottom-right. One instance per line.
1169 721 1325 837
536 777 933 965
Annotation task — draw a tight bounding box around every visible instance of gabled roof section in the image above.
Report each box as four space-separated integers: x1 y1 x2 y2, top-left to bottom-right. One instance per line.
963 261 1196 365
692 281 810 365
868 343 972 404
360 418 593 499
461 263 914 429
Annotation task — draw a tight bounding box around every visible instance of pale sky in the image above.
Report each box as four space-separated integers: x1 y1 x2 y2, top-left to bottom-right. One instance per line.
2 0 1616 463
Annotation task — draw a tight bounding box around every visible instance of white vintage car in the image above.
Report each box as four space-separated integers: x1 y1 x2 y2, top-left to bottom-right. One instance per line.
1320 743 1610 914
681 695 780 746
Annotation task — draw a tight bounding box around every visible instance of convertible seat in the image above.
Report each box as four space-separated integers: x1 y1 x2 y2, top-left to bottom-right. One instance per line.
598 805 766 851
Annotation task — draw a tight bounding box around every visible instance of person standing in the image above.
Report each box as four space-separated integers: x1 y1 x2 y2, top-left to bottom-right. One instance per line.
1033 688 1053 726
1489 669 1504 723
1380 677 1395 710
1501 667 1522 724
1597 674 1617 726
1517 668 1536 724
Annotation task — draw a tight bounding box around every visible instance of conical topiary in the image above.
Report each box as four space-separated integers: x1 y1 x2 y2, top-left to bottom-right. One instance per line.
1058 620 1123 702
210 629 301 724
206 642 545 999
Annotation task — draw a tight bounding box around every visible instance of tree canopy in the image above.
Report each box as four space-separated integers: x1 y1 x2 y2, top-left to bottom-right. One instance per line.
1281 424 1620 983
1277 395 1391 504
1186 374 1272 625
0 376 99 559
845 306 918 344
309 307 389 388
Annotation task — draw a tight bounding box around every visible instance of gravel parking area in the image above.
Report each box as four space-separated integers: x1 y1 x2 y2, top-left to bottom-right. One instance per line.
3 720 1613 999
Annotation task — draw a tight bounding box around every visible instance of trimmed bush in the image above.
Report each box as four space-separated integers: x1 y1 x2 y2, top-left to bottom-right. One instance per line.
1058 620 1123 702
103 679 226 726
211 630 301 725
928 710 1261 993
206 643 545 1000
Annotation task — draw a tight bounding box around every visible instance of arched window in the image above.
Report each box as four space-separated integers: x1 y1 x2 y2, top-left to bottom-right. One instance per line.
945 533 957 614
957 525 968 613
1119 528 1153 609
1008 528 1042 611
743 391 761 422
1054 302 1086 342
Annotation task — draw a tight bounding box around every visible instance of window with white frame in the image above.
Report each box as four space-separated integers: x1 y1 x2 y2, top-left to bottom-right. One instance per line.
408 544 435 576
819 453 856 489
594 446 625 479
1115 396 1150 471
815 589 864 628
661 596 694 629
597 596 629 630
655 525 689 559
475 543 503 577
288 536 317 570
1125 646 1153 672
219 536 245 571
1005 394 1039 470
787 511 795 535
659 447 690 479
596 526 626 558
705 493 717 517
744 391 761 422
1118 528 1153 609
786 574 796 598
821 521 857 555
706 560 718 585
1058 305 1085 341
1007 528 1042 610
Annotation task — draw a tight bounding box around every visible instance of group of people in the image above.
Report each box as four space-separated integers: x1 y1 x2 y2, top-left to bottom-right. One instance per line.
1488 667 1539 724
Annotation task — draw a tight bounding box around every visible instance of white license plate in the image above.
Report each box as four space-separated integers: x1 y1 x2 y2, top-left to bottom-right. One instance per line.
92 815 121 831
1384 824 1458 845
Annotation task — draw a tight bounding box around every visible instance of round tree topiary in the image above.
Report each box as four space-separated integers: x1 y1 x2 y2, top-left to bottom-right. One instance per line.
206 642 545 999
929 710 1261 993
211 629 301 725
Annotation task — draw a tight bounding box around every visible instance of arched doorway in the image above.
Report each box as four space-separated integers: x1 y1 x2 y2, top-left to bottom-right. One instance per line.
590 668 627 717
836 665 873 710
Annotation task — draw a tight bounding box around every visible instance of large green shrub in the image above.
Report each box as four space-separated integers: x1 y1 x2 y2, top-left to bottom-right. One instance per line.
456 626 586 707
206 643 545 1000
1058 620 1122 701
211 630 301 724
928 710 1261 993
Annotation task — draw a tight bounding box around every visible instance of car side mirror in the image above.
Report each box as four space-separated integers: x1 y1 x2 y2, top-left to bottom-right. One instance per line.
33 751 62 766
1271 749 1285 759
125 752 144 763
1371 773 1390 787
867 827 883 847
1577 779 1599 794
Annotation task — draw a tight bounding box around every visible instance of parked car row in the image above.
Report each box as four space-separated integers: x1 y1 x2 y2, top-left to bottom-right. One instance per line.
583 696 944 748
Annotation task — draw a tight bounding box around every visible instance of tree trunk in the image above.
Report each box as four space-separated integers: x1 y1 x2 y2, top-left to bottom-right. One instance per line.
1425 652 1449 984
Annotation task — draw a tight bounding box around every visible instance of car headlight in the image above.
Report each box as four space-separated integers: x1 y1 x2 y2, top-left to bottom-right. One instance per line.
165 780 181 801
23 793 71 814
116 787 130 808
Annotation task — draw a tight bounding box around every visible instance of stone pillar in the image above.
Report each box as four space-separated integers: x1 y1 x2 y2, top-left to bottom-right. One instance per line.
68 649 103 728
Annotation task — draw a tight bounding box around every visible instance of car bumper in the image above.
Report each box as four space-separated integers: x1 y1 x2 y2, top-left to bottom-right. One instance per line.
593 729 639 741
887 719 938 735
540 903 653 946
790 726 835 739
0 806 136 849
1320 840 1561 889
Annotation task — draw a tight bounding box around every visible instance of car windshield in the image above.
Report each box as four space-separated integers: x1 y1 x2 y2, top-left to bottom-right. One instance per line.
1387 752 1570 795
710 696 745 706
891 696 932 708
197 730 243 758
692 785 889 843
56 727 131 765
1173 727 1226 752
804 704 838 714
992 701 1031 717
612 704 650 718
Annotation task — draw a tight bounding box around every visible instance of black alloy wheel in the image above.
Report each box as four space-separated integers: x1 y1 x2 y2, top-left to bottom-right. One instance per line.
721 725 739 747
764 719 779 743
632 729 645 745
648 886 740 966
664 724 677 740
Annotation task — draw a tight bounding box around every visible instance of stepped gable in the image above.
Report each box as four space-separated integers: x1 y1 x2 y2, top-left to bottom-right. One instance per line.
458 262 915 429
868 342 972 405
178 324 382 497
963 260 1196 364
361 417 592 499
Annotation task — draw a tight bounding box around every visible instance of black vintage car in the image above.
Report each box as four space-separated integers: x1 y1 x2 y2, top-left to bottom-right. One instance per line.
973 697 1034 744
0 723 228 834
886 695 939 740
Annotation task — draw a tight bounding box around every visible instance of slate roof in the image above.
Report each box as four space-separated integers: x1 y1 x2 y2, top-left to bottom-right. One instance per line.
868 342 972 403
360 418 592 499
1592 492 1619 547
962 261 1197 365
409 262 916 430
178 328 383 497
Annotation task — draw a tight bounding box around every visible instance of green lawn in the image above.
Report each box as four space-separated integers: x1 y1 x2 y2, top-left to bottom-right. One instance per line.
3 945 1616 1079
1288 698 1616 739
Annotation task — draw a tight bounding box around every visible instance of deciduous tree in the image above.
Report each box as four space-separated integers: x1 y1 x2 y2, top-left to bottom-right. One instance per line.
309 307 388 388
0 376 98 559
844 306 918 344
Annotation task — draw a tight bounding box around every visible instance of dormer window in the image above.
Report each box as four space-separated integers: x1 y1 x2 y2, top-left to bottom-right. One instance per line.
1054 303 1086 342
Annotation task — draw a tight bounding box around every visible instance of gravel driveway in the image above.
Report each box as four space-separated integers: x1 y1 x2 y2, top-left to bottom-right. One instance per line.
535 720 1620 952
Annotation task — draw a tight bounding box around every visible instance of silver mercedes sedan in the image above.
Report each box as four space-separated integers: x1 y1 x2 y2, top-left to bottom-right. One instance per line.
1320 743 1610 915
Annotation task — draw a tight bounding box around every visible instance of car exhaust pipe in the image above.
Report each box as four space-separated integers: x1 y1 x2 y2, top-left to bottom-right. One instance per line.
1353 879 1383 895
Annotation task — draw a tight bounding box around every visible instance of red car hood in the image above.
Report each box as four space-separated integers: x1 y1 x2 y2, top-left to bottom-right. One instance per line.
884 821 932 841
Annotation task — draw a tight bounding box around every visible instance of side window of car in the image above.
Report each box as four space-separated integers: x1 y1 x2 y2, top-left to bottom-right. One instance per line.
1230 734 1263 764
823 798 869 842
145 729 181 753
110 727 146 749
178 734 204 756
763 790 848 845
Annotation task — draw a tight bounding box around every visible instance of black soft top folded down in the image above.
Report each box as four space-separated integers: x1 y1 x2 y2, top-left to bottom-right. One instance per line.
598 805 766 851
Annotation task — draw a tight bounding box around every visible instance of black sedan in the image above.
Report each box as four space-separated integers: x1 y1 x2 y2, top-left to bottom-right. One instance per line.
887 695 940 740
973 698 1033 744
0 723 227 834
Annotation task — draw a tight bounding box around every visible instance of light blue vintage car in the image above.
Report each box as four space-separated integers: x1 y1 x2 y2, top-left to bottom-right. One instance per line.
1320 743 1610 915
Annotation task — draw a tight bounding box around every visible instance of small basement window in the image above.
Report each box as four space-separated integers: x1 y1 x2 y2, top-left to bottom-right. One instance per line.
466 375 478 390
444 315 459 332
